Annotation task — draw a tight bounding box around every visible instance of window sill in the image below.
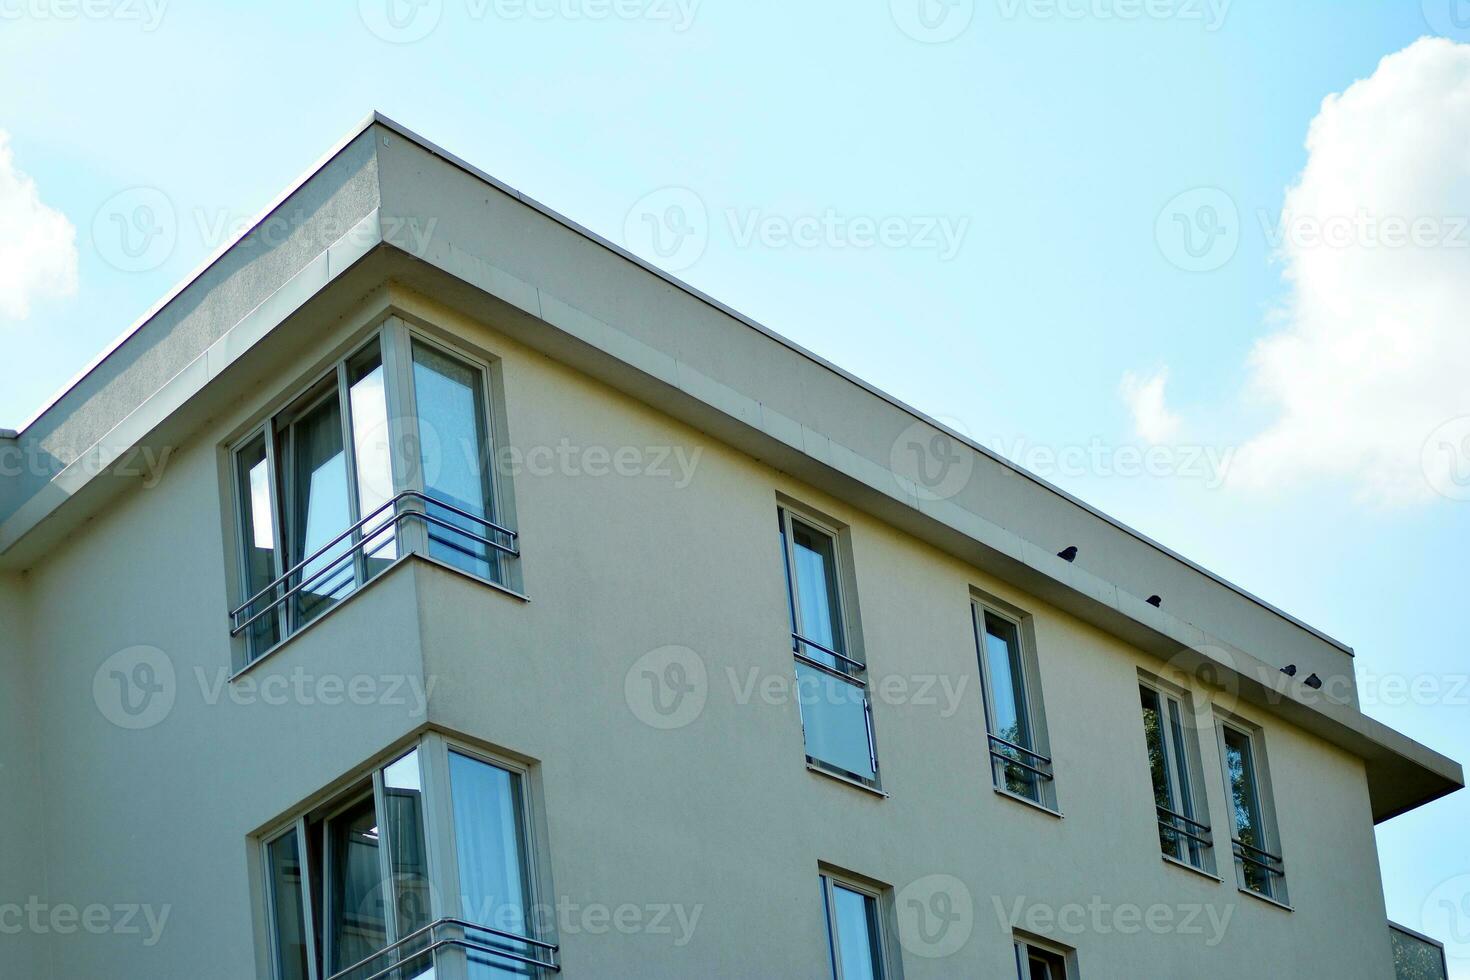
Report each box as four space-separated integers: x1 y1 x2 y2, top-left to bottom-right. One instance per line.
1237 886 1293 912
993 786 1063 819
806 763 888 799
1162 854 1223 884
230 553 529 682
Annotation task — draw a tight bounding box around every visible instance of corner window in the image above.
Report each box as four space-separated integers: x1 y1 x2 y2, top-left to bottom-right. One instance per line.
230 325 518 665
820 873 891 980
1138 681 1214 873
1218 721 1288 904
778 506 879 788
259 736 556 980
1014 937 1071 979
973 603 1055 808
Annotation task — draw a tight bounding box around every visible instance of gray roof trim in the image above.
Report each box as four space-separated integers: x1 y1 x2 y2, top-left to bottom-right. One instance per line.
10 110 1353 657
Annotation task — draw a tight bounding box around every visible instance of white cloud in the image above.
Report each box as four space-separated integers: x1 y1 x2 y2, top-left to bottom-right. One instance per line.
0 129 78 321
1121 368 1182 444
1228 37 1470 504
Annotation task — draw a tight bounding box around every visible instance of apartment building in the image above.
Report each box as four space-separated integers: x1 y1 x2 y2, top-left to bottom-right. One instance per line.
0 114 1460 979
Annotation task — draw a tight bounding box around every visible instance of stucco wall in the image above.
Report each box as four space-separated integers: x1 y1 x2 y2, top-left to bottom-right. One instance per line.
0 572 47 977
6 295 1395 978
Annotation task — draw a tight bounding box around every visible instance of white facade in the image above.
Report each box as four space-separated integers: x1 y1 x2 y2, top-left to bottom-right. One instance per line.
0 116 1459 980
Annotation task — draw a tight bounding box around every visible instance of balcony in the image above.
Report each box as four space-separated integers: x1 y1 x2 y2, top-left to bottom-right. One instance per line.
326 918 559 980
1391 922 1448 980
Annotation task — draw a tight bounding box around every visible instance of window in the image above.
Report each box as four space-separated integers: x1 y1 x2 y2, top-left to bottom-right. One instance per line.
1218 721 1287 904
778 506 879 787
1014 938 1071 980
1138 681 1214 873
820 874 890 980
259 735 556 980
973 603 1055 808
230 325 518 664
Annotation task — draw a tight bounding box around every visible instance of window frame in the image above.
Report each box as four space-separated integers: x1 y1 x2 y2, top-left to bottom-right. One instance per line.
228 319 519 669
971 597 1056 811
1137 675 1215 875
819 870 898 980
1012 935 1074 980
777 503 881 790
1215 716 1288 906
254 733 554 980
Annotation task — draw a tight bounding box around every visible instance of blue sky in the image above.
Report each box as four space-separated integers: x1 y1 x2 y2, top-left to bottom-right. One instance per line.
4 0 1470 968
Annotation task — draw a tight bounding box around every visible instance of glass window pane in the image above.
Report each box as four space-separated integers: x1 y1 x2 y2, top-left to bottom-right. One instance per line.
383 751 433 939
797 663 876 782
266 830 310 980
236 434 281 658
983 613 1036 798
287 389 355 627
1224 728 1269 893
412 343 497 581
448 751 534 978
349 345 398 576
1139 686 1181 860
790 520 846 665
828 885 883 980
327 794 389 972
1028 947 1067 980
1167 698 1204 867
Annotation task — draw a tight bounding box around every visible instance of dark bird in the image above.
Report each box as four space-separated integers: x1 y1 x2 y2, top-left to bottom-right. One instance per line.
1280 664 1298 677
1057 546 1078 562
1146 595 1162 607
1304 674 1323 689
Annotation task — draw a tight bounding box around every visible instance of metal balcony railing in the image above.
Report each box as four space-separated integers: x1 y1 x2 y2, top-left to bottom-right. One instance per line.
326 917 559 980
988 733 1054 782
230 489 519 639
1156 805 1214 851
1231 837 1286 878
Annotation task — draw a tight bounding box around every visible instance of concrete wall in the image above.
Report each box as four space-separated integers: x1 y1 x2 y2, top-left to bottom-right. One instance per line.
4 294 1396 978
0 572 47 977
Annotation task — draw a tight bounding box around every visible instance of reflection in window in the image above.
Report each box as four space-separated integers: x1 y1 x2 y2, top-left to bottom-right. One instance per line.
349 346 397 575
975 609 1052 804
821 876 885 980
413 342 497 581
265 830 309 980
779 508 878 786
266 743 548 980
236 434 281 658
1222 724 1284 901
1139 685 1210 871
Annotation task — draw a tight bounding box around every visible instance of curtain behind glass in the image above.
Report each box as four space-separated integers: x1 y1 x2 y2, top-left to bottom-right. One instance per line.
448 752 534 978
266 831 310 980
327 795 389 973
830 885 882 980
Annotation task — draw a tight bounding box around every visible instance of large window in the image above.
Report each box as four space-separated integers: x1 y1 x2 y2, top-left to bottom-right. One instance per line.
973 603 1055 809
230 325 518 664
1218 720 1288 904
1138 681 1214 873
778 506 879 788
820 873 890 980
260 735 555 980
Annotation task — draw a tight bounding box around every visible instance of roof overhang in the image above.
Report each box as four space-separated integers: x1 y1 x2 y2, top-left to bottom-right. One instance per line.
0 113 1459 822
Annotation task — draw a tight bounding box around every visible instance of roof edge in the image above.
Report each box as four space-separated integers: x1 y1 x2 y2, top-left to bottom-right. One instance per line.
9 109 1354 658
